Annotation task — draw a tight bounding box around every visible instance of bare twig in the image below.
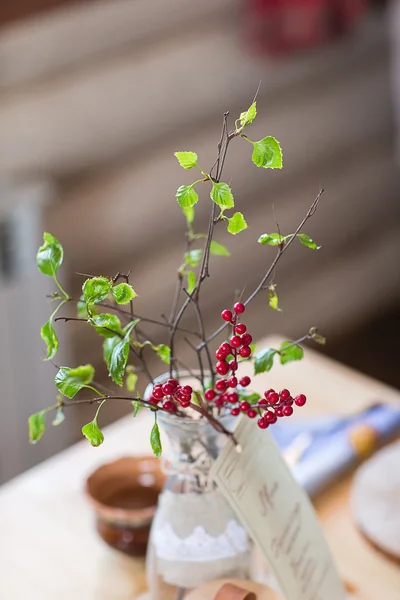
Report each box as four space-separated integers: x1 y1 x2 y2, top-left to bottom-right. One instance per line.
60 394 165 412
183 289 214 386
199 190 323 348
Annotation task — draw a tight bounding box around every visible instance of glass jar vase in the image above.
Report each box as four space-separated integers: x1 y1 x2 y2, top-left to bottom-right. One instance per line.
145 374 250 600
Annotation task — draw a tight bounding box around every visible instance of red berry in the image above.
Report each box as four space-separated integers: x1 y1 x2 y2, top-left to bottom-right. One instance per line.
279 388 290 400
285 396 294 405
258 398 268 407
216 361 229 375
221 309 233 322
180 400 190 408
247 409 257 419
239 345 251 358
294 394 307 407
275 407 284 417
177 392 189 402
229 360 238 371
205 389 216 401
234 302 245 314
149 396 159 405
267 392 279 404
162 383 174 395
239 401 250 412
265 388 275 397
215 397 224 407
228 393 239 404
182 385 192 396
231 407 240 416
216 349 227 361
220 393 229 403
239 376 251 387
241 333 253 346
235 323 247 335
265 411 277 424
283 405 293 416
163 400 176 411
230 335 242 348
257 417 268 429
152 387 164 400
229 376 238 388
168 378 179 389
215 379 228 392
219 342 232 355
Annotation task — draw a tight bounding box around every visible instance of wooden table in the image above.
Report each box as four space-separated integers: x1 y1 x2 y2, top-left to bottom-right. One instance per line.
1 336 399 600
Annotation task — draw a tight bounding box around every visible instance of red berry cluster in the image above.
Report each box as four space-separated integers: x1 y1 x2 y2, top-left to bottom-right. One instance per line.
148 301 307 428
149 378 193 411
205 302 307 429
253 388 306 429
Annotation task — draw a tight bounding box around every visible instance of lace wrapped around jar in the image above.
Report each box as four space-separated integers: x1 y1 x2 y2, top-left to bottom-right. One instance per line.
144 373 251 600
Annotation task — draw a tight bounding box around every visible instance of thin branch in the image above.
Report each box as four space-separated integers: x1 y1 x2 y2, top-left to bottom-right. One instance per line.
169 113 236 358
200 190 323 348
183 288 214 385
190 397 237 444
60 394 165 412
184 336 205 388
58 299 201 338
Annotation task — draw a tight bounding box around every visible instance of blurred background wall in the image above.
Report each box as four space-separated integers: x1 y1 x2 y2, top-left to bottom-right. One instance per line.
0 0 398 482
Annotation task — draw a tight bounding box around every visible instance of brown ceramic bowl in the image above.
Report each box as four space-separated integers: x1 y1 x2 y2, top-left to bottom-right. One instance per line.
86 456 165 556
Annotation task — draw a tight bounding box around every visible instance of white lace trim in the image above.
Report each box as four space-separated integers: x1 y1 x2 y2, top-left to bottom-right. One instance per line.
153 519 248 562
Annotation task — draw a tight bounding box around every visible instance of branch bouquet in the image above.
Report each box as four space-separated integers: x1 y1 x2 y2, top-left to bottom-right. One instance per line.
29 100 325 454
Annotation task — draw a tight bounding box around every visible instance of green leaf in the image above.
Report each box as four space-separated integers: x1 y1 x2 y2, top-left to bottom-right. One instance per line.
184 249 202 267
82 420 104 447
82 277 112 305
252 136 283 169
36 232 64 277
90 313 123 338
55 364 95 399
227 212 247 235
210 240 230 256
249 343 257 355
279 341 304 365
123 319 141 335
103 336 120 370
297 233 320 250
240 102 257 127
258 233 283 246
112 282 138 304
150 421 162 458
52 408 65 426
155 344 170 365
109 336 130 386
187 270 196 294
183 205 195 225
176 185 199 209
132 400 141 417
210 182 234 209
41 319 59 360
29 411 46 444
126 372 138 393
254 348 277 375
77 295 94 319
174 151 198 170
268 285 280 311
239 391 261 405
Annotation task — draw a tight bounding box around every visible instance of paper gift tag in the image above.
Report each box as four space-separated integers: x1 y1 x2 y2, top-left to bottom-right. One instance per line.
211 418 347 600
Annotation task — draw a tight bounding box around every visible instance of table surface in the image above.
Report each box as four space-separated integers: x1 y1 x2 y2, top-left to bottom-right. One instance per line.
1 335 400 600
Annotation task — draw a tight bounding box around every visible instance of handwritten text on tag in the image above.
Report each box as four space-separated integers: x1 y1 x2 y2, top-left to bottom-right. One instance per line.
211 418 346 600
